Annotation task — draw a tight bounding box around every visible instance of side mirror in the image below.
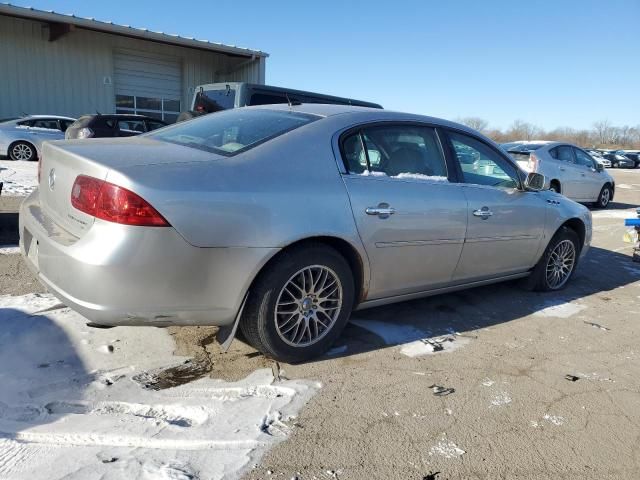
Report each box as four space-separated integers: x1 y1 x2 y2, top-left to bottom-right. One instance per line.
524 172 545 191
595 162 604 172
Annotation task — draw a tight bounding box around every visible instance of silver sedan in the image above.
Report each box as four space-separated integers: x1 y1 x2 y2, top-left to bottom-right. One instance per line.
20 105 592 362
0 115 76 161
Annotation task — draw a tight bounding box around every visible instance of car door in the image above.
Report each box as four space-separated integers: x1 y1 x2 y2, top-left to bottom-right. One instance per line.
574 147 604 200
443 130 547 281
340 123 468 299
548 145 582 199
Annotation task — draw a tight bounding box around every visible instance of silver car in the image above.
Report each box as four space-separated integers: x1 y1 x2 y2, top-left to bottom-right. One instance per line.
506 141 615 208
0 115 76 161
20 105 592 362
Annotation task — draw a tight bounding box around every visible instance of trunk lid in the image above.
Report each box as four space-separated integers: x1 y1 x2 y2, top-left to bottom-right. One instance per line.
39 138 219 238
508 151 533 172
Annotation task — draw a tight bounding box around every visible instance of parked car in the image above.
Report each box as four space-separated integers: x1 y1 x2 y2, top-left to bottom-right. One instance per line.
0 115 76 161
177 82 383 122
601 151 635 168
587 150 612 168
506 142 615 208
21 105 592 362
618 150 640 168
65 114 167 140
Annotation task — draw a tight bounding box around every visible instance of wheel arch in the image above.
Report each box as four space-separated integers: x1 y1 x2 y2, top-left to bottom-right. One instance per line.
248 235 367 305
549 179 561 192
558 217 586 252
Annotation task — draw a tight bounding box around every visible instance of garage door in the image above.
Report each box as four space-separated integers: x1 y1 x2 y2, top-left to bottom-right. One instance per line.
114 50 182 123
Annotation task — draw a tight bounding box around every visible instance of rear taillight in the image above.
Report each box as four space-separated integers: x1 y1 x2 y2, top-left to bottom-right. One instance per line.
71 175 169 227
528 152 539 171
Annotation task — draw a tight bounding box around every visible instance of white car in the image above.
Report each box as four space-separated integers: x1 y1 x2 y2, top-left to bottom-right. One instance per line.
0 115 76 161
505 141 615 208
587 151 612 168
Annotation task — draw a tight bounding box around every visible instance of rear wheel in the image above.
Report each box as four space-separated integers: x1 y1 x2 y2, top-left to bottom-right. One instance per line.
526 227 580 291
240 244 355 363
9 141 36 161
595 184 613 209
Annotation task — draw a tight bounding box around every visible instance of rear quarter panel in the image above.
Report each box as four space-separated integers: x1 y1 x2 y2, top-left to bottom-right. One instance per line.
108 117 366 252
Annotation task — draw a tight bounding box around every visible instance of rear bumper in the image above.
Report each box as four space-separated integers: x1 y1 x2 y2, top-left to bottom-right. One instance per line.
19 189 278 326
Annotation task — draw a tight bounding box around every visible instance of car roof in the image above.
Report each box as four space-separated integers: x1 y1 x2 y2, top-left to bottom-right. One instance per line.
247 103 487 136
83 114 164 120
22 115 77 121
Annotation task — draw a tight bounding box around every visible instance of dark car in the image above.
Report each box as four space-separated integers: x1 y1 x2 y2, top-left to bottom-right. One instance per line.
619 151 640 168
65 114 167 140
177 82 383 122
601 151 635 168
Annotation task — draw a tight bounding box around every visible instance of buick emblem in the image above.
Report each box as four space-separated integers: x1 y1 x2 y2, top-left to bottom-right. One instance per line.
48 168 56 190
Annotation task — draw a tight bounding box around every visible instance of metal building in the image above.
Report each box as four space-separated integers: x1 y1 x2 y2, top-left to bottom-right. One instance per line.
0 3 267 122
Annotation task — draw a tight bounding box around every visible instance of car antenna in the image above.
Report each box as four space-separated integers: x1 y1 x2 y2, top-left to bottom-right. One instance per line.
225 84 230 96
96 110 101 115
21 111 28 116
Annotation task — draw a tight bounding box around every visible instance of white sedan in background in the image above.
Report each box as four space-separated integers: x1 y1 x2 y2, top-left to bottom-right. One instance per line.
0 115 76 161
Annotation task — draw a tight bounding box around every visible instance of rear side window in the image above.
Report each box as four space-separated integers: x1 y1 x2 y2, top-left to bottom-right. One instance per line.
549 146 575 163
341 125 448 180
149 108 319 156
31 119 60 130
249 93 290 106
117 119 146 133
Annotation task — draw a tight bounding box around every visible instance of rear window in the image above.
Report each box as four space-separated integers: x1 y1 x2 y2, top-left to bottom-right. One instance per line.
197 88 236 112
149 108 319 156
507 143 546 152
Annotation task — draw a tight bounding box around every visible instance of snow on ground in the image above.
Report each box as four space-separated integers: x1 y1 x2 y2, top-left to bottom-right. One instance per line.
0 160 38 197
0 293 318 480
349 318 471 357
532 300 586 318
0 246 20 255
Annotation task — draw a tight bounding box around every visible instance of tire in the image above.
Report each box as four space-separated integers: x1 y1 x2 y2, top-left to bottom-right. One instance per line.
9 141 36 161
239 244 355 363
612 161 619 168
526 227 580 292
595 184 613 209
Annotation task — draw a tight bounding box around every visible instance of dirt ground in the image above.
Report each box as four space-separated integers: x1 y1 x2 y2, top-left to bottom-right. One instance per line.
3 169 640 480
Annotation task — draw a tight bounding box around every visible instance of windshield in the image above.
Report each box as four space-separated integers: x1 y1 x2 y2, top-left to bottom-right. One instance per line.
149 108 320 156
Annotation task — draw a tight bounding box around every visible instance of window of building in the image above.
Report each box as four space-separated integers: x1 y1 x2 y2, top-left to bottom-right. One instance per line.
116 95 181 123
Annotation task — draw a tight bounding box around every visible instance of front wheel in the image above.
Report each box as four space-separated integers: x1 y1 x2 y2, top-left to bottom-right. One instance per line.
595 184 613 209
526 227 580 292
240 244 355 363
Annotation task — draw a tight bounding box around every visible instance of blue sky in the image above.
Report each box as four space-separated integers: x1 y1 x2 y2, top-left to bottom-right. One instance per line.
9 0 640 130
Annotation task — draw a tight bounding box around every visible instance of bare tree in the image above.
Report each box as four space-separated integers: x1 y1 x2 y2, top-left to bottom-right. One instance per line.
507 119 541 141
456 117 489 133
593 120 612 145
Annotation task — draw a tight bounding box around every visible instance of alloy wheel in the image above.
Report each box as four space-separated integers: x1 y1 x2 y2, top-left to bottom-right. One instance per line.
274 265 343 347
545 239 576 289
600 188 610 207
11 143 33 160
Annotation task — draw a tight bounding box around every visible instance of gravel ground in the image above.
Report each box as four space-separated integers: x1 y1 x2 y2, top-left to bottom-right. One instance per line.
2 169 640 479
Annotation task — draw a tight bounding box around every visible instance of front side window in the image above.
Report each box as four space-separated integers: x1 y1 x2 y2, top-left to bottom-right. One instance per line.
574 148 595 168
341 125 448 180
448 131 519 189
549 145 575 163
149 108 318 156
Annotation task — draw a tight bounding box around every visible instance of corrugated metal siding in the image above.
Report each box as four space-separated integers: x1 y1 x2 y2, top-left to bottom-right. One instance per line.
0 14 265 119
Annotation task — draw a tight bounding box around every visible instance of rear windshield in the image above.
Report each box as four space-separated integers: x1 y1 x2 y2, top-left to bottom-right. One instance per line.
197 88 236 112
72 116 93 128
506 143 546 152
149 108 320 156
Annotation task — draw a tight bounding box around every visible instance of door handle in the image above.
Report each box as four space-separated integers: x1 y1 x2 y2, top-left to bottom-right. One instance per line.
473 207 493 219
365 203 395 219
559 167 566 171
